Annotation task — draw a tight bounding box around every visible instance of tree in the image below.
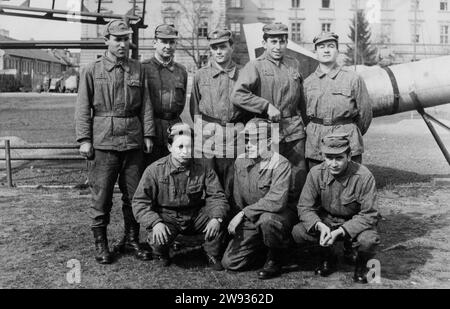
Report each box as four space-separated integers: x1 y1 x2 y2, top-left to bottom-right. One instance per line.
345 10 378 66
176 0 223 69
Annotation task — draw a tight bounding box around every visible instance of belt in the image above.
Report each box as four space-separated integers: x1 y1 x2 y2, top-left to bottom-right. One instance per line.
155 111 179 121
94 111 138 118
309 116 355 126
200 113 229 126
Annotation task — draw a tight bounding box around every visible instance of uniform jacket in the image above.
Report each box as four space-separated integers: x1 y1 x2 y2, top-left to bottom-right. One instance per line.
233 152 292 223
231 52 308 142
143 57 188 146
298 161 379 238
304 65 372 160
132 155 229 229
76 53 154 151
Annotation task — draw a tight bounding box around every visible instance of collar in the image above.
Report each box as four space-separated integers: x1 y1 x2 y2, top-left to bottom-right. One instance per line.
315 63 341 79
324 161 357 187
167 155 192 175
153 55 175 72
210 60 237 79
103 52 130 73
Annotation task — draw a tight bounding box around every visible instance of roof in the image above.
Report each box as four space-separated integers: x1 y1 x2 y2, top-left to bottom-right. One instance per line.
0 34 67 65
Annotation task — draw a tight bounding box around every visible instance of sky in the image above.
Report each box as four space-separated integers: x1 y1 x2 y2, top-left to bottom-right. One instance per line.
0 0 86 40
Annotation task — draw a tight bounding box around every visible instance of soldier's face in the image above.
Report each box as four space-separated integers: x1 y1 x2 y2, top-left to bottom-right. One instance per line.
324 152 350 176
316 41 339 64
210 42 233 65
154 38 176 58
263 36 287 60
105 35 130 59
168 134 192 166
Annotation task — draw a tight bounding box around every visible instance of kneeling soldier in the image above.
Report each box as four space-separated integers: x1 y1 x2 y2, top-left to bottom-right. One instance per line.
292 133 380 283
132 123 229 270
222 118 297 279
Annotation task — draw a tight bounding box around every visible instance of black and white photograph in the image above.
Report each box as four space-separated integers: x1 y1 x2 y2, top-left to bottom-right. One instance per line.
0 0 449 293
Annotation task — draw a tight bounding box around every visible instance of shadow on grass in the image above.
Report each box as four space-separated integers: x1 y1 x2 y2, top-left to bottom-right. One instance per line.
366 164 440 189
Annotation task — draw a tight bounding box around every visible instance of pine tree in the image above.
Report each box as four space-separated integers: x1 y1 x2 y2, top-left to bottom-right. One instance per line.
345 10 378 66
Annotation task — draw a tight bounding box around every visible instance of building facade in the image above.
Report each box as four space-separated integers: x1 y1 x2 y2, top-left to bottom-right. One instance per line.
227 0 450 65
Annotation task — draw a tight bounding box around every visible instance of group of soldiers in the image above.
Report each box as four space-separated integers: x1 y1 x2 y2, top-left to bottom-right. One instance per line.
75 19 380 284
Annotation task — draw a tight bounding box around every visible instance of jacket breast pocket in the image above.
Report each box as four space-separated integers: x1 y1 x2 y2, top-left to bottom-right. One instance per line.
331 87 353 112
340 195 360 214
187 183 205 203
174 82 186 107
258 178 271 195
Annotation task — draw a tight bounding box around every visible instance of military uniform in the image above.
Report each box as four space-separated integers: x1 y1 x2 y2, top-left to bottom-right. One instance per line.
221 119 297 279
304 32 372 168
142 24 188 164
190 29 248 203
232 23 308 204
132 140 230 260
292 133 380 282
76 20 154 263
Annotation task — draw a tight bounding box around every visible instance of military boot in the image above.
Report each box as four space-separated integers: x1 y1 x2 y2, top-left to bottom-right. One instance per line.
92 227 113 264
343 240 358 265
314 246 337 277
257 249 282 280
115 208 152 261
353 252 371 284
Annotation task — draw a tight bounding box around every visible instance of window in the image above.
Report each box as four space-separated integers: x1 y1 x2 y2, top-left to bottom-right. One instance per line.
229 0 242 8
381 0 391 9
380 23 392 43
230 22 241 36
291 22 301 42
292 0 300 8
322 23 331 32
440 25 449 44
441 0 448 11
410 0 420 10
199 55 208 67
198 18 208 38
259 0 274 9
322 0 331 8
411 24 421 43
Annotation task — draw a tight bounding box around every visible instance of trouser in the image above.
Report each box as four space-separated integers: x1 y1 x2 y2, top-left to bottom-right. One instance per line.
279 138 308 207
307 155 362 171
291 220 380 255
88 149 143 228
222 211 297 271
147 207 226 257
144 144 170 168
204 157 235 207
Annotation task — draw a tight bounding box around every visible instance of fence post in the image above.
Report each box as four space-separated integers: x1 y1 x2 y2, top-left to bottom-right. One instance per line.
5 140 13 188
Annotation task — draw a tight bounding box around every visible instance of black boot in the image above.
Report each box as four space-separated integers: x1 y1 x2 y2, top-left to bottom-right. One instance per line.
115 207 152 261
258 249 282 280
353 252 371 284
343 240 358 265
314 247 336 277
92 227 113 264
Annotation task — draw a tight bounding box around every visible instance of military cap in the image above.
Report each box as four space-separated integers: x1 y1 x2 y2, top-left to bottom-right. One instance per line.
155 24 179 39
243 118 272 141
103 20 133 37
263 23 289 36
167 122 192 139
320 132 350 155
313 32 339 46
208 28 233 46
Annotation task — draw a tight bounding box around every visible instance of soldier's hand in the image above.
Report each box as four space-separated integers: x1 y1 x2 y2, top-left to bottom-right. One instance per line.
203 218 221 241
144 137 154 154
228 211 245 235
152 222 171 245
324 227 345 247
267 103 281 122
317 222 332 247
79 142 94 160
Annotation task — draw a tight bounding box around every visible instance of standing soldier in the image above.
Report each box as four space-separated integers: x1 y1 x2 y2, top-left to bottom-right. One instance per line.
190 28 247 203
304 32 372 169
132 123 229 270
76 20 154 264
143 24 188 165
292 133 380 283
232 23 308 205
221 119 297 279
